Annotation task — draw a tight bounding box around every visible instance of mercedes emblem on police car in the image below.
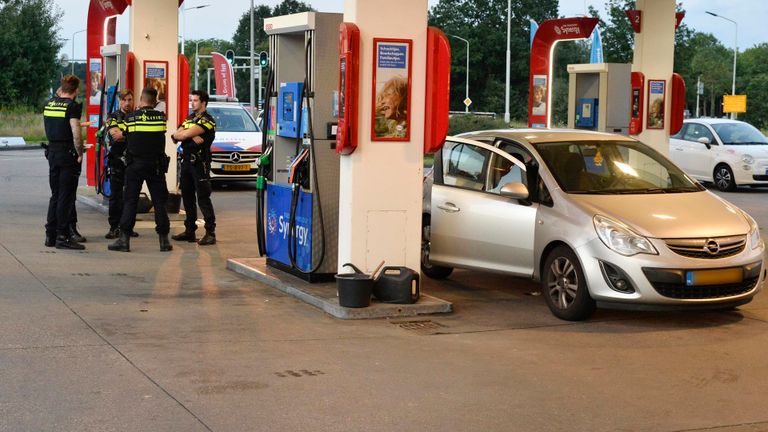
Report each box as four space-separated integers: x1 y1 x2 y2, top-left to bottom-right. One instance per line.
230 152 241 163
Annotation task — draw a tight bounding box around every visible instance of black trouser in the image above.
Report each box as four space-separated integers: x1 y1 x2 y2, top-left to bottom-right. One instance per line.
45 149 80 238
119 156 170 235
179 157 216 232
107 155 126 229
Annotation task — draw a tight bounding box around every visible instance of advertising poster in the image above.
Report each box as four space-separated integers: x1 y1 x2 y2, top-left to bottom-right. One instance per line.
88 58 102 106
532 75 548 116
372 38 412 141
647 79 666 129
143 60 168 113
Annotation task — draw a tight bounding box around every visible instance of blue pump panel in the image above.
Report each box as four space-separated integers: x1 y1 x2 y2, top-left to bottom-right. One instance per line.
576 98 598 128
265 183 313 271
277 82 304 138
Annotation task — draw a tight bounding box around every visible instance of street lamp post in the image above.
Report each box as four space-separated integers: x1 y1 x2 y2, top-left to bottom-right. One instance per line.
450 35 470 113
181 4 211 55
195 40 202 90
504 0 511 123
250 0 256 116
705 11 738 119
71 29 86 75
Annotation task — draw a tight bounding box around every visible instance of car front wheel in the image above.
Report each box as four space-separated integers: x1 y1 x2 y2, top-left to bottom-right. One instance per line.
542 246 595 321
714 164 737 192
421 215 453 279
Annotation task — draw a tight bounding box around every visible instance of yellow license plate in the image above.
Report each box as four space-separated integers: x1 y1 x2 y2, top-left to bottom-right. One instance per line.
686 268 743 286
223 164 251 172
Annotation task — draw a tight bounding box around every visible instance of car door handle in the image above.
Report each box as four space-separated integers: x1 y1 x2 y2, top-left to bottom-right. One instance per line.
674 147 683 151
437 203 460 213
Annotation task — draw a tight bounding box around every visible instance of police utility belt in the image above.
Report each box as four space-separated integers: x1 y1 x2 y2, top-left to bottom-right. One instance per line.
125 152 171 173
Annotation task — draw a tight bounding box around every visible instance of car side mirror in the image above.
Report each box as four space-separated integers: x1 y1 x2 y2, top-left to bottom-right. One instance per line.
499 182 529 200
697 137 711 149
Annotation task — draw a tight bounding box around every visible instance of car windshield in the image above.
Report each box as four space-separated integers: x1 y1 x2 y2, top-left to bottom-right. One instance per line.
536 140 704 194
711 122 768 145
207 107 260 132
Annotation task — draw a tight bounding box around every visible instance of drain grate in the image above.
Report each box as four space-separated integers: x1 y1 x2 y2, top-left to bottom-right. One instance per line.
71 272 92 277
274 370 325 378
393 320 446 335
111 273 129 277
41 250 56 254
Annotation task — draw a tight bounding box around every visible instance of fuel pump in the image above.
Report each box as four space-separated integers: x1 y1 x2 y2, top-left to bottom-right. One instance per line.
262 12 342 282
94 43 129 197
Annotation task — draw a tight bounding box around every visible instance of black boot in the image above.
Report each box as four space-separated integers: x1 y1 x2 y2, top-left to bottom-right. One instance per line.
130 231 139 238
45 235 55 247
198 231 216 246
55 235 85 250
69 225 87 243
171 230 197 242
105 227 120 239
108 231 130 252
159 234 173 252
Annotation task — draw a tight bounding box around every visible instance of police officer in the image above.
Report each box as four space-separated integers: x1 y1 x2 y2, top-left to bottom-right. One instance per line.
104 89 139 240
108 87 172 252
170 90 217 246
43 75 85 250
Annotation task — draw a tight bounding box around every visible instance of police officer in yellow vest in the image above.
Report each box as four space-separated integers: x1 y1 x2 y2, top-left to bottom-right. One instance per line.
108 88 172 252
171 90 217 245
104 89 139 240
43 75 85 250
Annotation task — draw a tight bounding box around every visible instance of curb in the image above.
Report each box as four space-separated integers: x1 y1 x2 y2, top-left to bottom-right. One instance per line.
227 257 453 320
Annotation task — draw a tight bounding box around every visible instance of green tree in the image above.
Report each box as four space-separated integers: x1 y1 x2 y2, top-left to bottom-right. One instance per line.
588 0 635 63
688 33 730 117
429 0 558 119
739 43 768 129
229 0 313 106
0 0 63 108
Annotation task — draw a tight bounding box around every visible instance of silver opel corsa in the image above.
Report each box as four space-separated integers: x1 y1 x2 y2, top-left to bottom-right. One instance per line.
422 129 766 321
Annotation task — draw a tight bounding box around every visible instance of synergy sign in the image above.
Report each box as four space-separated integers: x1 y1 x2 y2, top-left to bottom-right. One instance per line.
265 184 313 272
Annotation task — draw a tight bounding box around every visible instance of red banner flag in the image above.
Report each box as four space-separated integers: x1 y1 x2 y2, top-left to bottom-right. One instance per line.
211 52 236 98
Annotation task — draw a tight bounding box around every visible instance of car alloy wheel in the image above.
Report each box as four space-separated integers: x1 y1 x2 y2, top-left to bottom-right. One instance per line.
714 164 736 192
542 246 595 321
420 215 453 279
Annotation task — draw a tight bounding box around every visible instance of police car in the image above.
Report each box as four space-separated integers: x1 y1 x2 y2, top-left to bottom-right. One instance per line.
180 101 263 182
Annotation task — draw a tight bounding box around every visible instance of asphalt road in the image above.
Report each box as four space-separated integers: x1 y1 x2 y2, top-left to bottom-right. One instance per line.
1 148 767 432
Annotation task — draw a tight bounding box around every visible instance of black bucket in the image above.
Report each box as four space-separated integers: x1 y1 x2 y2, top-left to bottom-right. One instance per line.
335 263 372 308
373 266 420 304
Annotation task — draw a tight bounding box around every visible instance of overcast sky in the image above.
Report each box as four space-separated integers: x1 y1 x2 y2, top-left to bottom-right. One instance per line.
54 0 767 61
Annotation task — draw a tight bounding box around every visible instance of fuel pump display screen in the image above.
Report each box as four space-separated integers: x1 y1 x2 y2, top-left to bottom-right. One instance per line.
282 92 294 121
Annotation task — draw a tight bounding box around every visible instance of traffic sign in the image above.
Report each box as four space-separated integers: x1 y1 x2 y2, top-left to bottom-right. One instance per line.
722 95 747 113
463 97 472 107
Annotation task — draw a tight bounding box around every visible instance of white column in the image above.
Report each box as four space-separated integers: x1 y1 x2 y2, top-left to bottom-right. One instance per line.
632 0 676 155
338 0 427 274
130 0 179 190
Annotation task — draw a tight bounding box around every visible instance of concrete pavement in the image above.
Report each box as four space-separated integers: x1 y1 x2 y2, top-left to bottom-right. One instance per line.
2 148 768 432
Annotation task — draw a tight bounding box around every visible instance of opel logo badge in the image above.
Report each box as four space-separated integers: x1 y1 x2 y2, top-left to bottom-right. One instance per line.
230 152 241 163
704 239 720 255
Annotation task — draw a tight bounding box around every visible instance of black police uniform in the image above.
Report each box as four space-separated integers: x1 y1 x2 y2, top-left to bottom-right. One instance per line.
105 109 129 234
43 96 83 248
117 108 171 238
178 111 217 235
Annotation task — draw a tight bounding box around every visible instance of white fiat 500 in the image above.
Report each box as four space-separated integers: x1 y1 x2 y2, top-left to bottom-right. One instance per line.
669 119 768 191
422 129 765 321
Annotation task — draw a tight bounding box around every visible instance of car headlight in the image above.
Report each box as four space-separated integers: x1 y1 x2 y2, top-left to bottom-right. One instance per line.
593 214 658 256
741 154 755 164
743 212 763 250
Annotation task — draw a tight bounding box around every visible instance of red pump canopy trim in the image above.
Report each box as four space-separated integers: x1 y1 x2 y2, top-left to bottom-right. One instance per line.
424 26 451 155
528 17 598 128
